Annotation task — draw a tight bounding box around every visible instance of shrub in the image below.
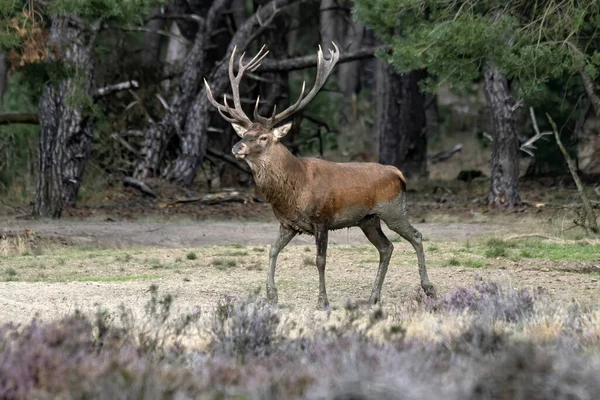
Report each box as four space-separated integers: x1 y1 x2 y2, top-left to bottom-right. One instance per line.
209 294 281 361
423 277 537 322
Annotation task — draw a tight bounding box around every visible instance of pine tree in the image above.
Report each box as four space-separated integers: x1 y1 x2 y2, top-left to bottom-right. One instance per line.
354 0 600 207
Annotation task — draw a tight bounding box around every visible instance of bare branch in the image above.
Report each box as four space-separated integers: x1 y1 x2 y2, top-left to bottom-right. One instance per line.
93 80 139 98
106 24 190 45
257 47 379 72
546 113 598 234
147 13 204 23
0 113 39 125
430 144 463 164
522 107 552 157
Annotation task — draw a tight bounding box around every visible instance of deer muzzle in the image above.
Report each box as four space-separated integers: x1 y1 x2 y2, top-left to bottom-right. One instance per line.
232 142 249 159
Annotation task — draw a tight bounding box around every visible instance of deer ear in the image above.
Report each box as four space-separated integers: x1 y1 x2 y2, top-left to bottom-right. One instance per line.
272 123 292 141
231 123 247 137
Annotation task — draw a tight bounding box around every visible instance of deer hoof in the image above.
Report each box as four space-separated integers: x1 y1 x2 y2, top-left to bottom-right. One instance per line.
422 283 437 299
316 297 330 311
266 287 278 304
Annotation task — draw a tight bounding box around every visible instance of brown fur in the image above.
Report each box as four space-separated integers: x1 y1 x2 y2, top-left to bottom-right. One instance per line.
243 138 406 234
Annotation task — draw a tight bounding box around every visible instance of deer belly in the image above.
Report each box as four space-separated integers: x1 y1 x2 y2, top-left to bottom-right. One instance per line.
329 206 370 230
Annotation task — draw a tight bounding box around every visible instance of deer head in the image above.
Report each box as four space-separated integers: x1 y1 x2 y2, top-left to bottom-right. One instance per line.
204 43 340 160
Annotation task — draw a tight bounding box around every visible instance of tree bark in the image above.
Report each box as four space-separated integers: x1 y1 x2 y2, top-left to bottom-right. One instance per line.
163 0 301 185
141 7 167 74
482 62 520 207
34 17 96 218
0 52 6 108
377 62 428 179
134 17 209 179
255 0 290 145
581 70 600 117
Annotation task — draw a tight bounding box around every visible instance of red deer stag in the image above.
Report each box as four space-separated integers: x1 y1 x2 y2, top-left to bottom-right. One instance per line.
204 43 435 309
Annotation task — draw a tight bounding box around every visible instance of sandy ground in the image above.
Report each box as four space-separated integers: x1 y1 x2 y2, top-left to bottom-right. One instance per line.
0 219 598 325
1 219 507 247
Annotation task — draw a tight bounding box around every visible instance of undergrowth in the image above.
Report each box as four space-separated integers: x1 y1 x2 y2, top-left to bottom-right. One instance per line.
0 279 599 399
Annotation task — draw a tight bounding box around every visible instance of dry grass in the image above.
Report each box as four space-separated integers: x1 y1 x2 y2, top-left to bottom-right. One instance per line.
0 233 598 327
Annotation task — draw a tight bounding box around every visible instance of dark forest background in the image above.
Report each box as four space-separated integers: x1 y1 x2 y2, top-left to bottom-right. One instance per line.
1 0 599 219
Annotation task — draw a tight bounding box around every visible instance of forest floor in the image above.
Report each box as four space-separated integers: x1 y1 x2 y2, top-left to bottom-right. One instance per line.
1 173 599 325
1 210 598 325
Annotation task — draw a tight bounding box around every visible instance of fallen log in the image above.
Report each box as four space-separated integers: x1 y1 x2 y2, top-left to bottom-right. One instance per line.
123 176 157 198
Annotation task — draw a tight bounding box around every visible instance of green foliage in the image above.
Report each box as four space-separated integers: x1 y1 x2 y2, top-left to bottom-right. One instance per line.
354 0 600 99
49 0 166 23
0 73 38 196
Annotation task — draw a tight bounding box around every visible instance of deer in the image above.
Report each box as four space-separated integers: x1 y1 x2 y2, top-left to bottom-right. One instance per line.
204 43 435 309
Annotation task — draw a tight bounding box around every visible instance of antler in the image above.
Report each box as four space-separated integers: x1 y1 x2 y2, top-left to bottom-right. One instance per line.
257 42 340 128
204 45 270 129
205 42 340 129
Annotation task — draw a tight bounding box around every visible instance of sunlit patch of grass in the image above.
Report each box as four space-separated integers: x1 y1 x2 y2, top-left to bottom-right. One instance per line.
515 240 600 261
303 256 313 267
213 258 237 270
186 252 198 260
427 244 439 252
230 243 245 249
485 246 508 258
252 247 265 253
463 258 485 268
217 250 249 257
304 247 311 252
5 267 17 278
148 258 172 269
447 257 461 266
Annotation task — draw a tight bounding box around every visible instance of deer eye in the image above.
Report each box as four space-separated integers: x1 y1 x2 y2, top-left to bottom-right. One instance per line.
259 135 268 142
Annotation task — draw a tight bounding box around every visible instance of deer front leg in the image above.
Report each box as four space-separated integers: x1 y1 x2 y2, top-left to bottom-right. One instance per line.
315 227 330 310
267 225 297 304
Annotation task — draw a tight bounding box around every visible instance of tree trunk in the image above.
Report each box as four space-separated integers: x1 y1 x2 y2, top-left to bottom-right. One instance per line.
134 18 208 179
255 0 290 144
141 7 166 75
377 62 427 179
164 0 297 185
425 93 440 140
0 52 6 108
482 62 520 207
319 0 338 52
34 17 95 218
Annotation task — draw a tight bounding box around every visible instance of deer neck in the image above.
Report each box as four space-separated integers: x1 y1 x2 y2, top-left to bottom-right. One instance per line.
246 143 306 207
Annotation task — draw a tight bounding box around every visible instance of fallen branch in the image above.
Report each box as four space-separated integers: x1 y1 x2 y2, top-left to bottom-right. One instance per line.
93 80 139 98
164 191 260 206
0 112 39 125
123 176 157 198
430 144 463 164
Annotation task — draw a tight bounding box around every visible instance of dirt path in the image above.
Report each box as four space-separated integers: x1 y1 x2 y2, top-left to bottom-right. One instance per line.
1 219 506 248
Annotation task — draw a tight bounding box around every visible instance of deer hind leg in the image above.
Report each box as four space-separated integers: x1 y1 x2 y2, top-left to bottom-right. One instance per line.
315 227 330 310
380 194 436 298
360 216 394 305
267 225 297 304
